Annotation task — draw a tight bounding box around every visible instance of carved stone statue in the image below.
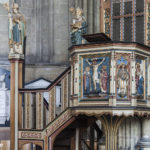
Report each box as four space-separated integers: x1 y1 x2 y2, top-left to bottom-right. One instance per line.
117 63 129 98
0 73 6 89
4 3 26 54
69 7 87 45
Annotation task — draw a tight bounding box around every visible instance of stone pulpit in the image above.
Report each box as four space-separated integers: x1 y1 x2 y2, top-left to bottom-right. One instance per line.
69 33 150 150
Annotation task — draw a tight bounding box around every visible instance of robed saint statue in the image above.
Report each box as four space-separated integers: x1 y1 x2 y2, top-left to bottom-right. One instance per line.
4 2 26 54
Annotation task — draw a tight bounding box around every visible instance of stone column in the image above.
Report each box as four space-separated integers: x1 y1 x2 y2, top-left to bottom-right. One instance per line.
87 0 93 34
136 118 150 149
83 0 88 21
131 52 137 106
74 56 79 96
78 0 83 8
109 51 116 106
75 0 78 8
18 61 23 129
49 0 54 61
100 0 104 33
147 58 150 105
93 0 100 33
75 128 79 150
9 53 24 150
99 115 124 150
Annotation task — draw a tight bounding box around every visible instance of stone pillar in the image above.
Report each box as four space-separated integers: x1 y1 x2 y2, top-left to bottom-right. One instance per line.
109 51 116 106
100 0 104 33
93 0 100 33
75 128 79 150
75 0 78 8
9 53 24 150
78 0 83 8
87 0 93 34
73 56 79 97
36 92 44 129
83 0 88 21
99 115 124 150
147 58 150 105
131 52 137 106
136 118 150 150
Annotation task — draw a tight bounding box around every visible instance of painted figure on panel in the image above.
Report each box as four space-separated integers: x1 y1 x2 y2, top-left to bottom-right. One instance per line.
99 65 108 93
83 67 91 93
70 7 87 45
83 56 109 97
86 58 105 91
117 63 129 98
135 62 144 95
4 2 26 54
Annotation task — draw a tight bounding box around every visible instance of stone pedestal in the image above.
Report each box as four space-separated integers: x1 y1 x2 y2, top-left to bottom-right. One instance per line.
99 115 124 150
9 53 24 150
136 118 150 150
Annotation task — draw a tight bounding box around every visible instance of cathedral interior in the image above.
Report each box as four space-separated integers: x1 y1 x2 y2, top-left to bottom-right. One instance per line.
0 0 150 150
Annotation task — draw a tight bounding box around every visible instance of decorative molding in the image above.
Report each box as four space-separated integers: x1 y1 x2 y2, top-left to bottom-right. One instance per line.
146 3 150 46
20 132 42 139
104 8 111 37
44 109 72 137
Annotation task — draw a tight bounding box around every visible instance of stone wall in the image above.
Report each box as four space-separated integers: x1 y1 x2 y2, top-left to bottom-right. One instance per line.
0 0 100 82
117 117 141 150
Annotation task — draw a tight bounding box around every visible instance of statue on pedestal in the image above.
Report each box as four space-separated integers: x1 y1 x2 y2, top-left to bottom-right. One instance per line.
69 7 87 45
4 2 26 54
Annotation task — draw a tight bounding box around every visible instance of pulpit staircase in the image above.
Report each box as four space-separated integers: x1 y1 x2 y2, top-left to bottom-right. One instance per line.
18 65 103 150
18 66 75 149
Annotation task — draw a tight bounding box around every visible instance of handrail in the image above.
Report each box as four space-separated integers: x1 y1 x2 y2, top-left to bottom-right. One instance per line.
19 66 71 92
19 107 71 132
81 139 91 150
20 66 72 131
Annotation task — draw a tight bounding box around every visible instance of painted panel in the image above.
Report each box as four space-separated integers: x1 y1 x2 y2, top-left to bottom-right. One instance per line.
116 55 130 100
135 56 146 99
80 54 110 99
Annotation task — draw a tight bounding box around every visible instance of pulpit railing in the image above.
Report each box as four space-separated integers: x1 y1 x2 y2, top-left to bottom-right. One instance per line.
19 66 71 130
